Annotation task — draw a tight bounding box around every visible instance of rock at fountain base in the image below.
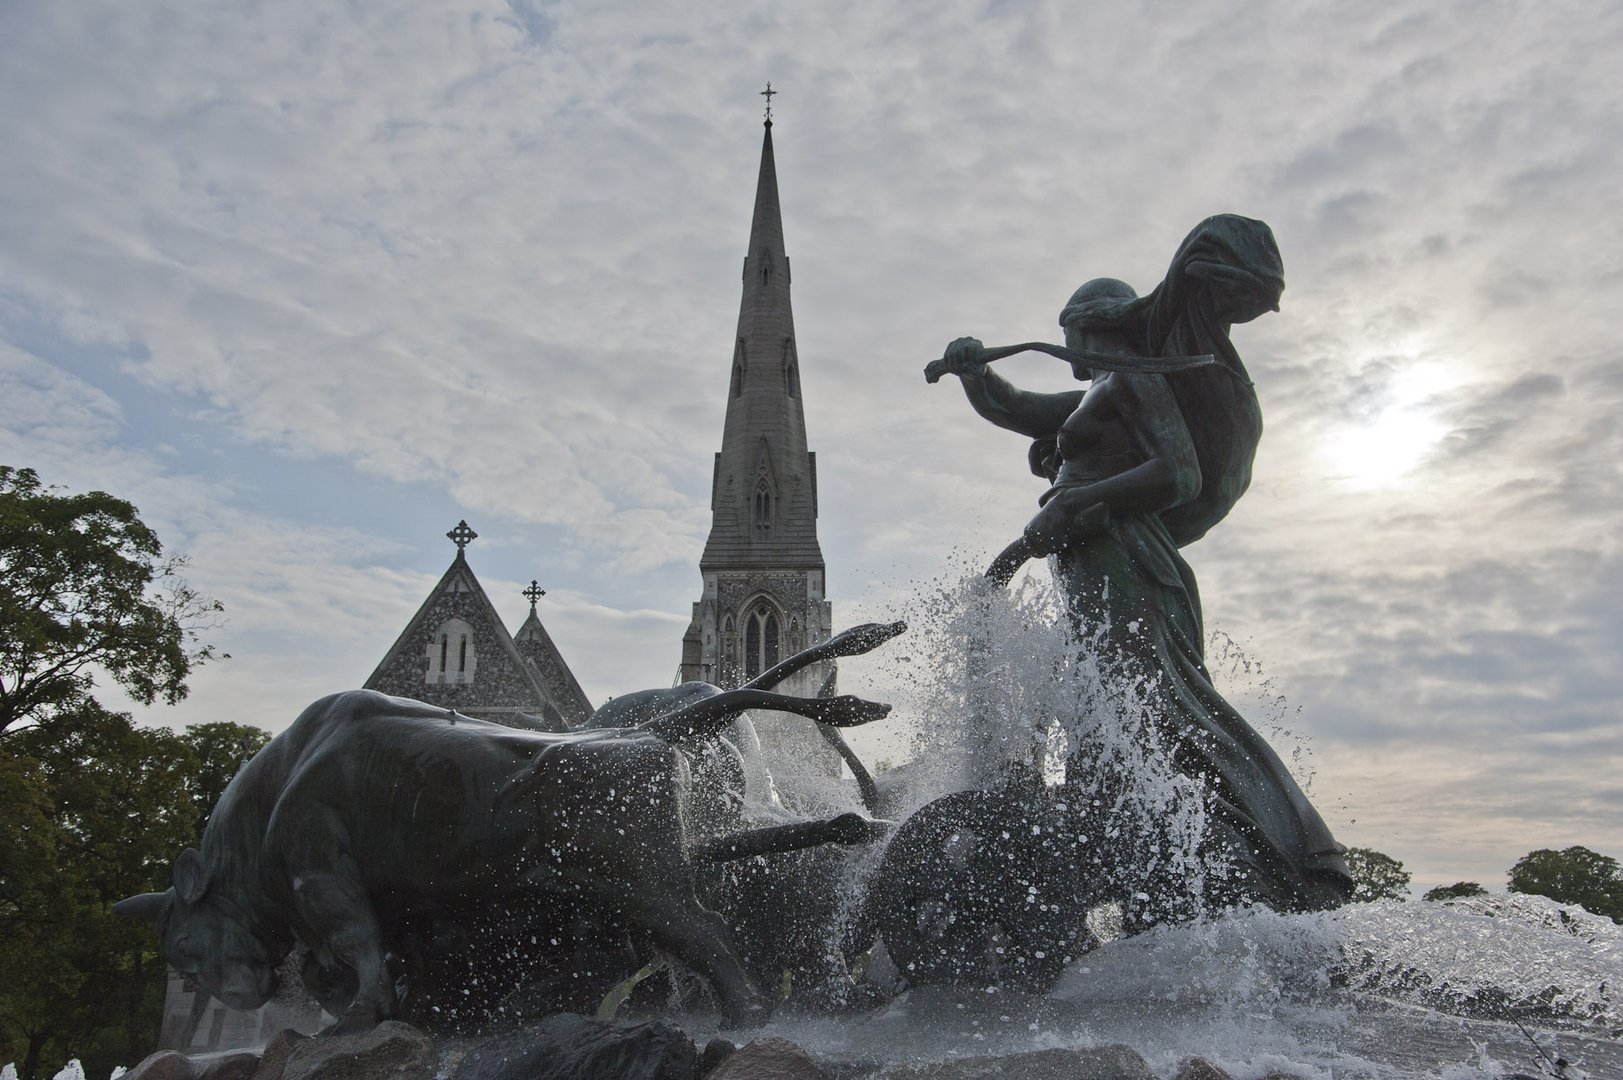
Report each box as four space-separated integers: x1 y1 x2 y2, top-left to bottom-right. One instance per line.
704 1037 828 1079
859 1044 1153 1080
122 1050 260 1080
451 1013 697 1080
1173 1058 1234 1080
277 1022 436 1080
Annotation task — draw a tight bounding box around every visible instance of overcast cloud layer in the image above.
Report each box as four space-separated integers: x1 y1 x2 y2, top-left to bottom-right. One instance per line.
2 1 1619 893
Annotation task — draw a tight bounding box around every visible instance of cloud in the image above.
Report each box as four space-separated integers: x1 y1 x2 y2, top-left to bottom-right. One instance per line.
3 0 1621 889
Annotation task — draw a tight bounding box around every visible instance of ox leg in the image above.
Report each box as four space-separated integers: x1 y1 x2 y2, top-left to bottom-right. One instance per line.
632 892 763 1028
291 867 394 1033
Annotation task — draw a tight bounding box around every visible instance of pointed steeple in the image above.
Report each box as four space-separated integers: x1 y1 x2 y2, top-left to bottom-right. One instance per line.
699 119 824 572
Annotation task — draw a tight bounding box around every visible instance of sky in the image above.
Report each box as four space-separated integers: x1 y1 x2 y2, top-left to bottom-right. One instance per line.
2 0 1619 896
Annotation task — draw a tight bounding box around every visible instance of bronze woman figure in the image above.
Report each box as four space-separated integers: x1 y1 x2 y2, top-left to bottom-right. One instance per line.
932 215 1353 914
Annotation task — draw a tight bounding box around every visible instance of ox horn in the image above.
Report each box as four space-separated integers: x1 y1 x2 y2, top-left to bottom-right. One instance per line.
113 891 169 923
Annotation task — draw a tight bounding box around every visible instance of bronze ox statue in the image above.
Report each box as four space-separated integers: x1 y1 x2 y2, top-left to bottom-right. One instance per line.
115 622 906 1032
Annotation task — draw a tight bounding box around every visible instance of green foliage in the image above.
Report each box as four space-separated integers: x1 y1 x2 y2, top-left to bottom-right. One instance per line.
0 466 224 736
1422 881 1487 902
0 703 197 1080
1345 846 1412 902
179 722 270 838
1507 846 1623 923
0 714 272 1080
0 471 258 1080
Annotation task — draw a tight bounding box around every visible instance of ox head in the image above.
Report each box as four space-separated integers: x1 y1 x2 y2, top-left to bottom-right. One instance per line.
115 847 285 1011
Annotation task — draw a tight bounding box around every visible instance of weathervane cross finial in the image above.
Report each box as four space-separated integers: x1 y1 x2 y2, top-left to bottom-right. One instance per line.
446 520 478 553
760 81 776 123
523 580 546 612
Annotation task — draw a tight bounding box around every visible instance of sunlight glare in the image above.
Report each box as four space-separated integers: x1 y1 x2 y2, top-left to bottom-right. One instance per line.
1321 359 1450 490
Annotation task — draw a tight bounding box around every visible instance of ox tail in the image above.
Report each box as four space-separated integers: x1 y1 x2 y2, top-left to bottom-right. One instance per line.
641 688 891 745
693 812 895 863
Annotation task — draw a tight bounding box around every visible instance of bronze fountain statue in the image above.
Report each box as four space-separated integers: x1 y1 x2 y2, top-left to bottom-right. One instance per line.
121 215 1351 1031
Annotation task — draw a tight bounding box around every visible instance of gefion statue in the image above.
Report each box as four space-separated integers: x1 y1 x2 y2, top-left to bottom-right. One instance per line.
878 214 1354 989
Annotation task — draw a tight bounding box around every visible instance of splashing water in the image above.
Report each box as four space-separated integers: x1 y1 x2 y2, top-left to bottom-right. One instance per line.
852 567 1226 927
756 568 1623 1078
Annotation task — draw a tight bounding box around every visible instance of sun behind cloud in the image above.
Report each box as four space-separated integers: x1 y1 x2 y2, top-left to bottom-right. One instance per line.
1321 356 1451 490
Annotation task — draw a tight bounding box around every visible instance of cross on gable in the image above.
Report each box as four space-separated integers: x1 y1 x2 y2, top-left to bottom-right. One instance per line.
760 81 776 122
523 580 546 611
446 520 478 552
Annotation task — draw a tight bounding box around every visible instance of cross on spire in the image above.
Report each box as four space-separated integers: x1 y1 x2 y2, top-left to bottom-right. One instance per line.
523 580 546 612
446 520 478 553
760 81 776 124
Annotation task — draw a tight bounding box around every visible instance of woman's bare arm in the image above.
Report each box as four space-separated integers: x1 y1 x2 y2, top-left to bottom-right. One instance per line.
939 336 1081 438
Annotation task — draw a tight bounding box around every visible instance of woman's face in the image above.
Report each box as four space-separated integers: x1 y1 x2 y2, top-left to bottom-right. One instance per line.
1212 280 1281 325
1064 323 1130 380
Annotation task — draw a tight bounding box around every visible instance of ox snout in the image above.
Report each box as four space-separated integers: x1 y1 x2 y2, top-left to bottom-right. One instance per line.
217 965 277 1011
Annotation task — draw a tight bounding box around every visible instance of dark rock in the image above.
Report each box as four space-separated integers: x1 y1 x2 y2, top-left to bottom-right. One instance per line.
252 1029 310 1080
872 1043 1153 1079
193 1052 261 1080
452 1013 697 1080
705 1037 827 1080
124 1050 263 1080
124 1051 198 1080
700 1039 737 1077
281 1021 435 1080
1174 1058 1234 1080
1259 1073 1307 1080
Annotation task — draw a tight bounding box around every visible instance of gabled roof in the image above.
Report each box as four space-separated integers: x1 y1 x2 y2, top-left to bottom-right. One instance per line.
364 540 585 724
514 604 593 725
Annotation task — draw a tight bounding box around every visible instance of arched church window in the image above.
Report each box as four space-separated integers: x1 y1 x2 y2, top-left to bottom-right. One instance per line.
427 617 477 684
742 603 781 681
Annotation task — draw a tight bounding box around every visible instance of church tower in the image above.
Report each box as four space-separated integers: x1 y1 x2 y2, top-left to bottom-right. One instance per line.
681 108 834 719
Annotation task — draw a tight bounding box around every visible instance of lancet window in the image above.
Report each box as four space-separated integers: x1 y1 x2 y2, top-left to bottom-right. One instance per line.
754 482 773 529
428 617 476 684
742 603 781 681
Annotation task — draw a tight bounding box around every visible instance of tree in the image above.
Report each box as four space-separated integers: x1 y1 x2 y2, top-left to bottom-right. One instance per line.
1507 846 1623 923
1345 846 1411 902
0 471 246 1079
0 466 223 736
0 710 269 1080
178 722 270 838
1422 881 1487 902
0 703 199 1080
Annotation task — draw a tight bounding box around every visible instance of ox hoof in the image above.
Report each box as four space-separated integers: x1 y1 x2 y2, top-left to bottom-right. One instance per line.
828 812 895 846
718 1000 769 1031
328 1003 384 1036
817 696 892 728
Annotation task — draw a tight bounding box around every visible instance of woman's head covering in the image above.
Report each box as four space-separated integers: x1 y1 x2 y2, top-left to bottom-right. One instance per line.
1061 215 1283 546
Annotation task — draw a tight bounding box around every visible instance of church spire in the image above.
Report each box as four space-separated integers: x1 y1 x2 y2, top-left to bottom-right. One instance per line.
698 111 823 572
